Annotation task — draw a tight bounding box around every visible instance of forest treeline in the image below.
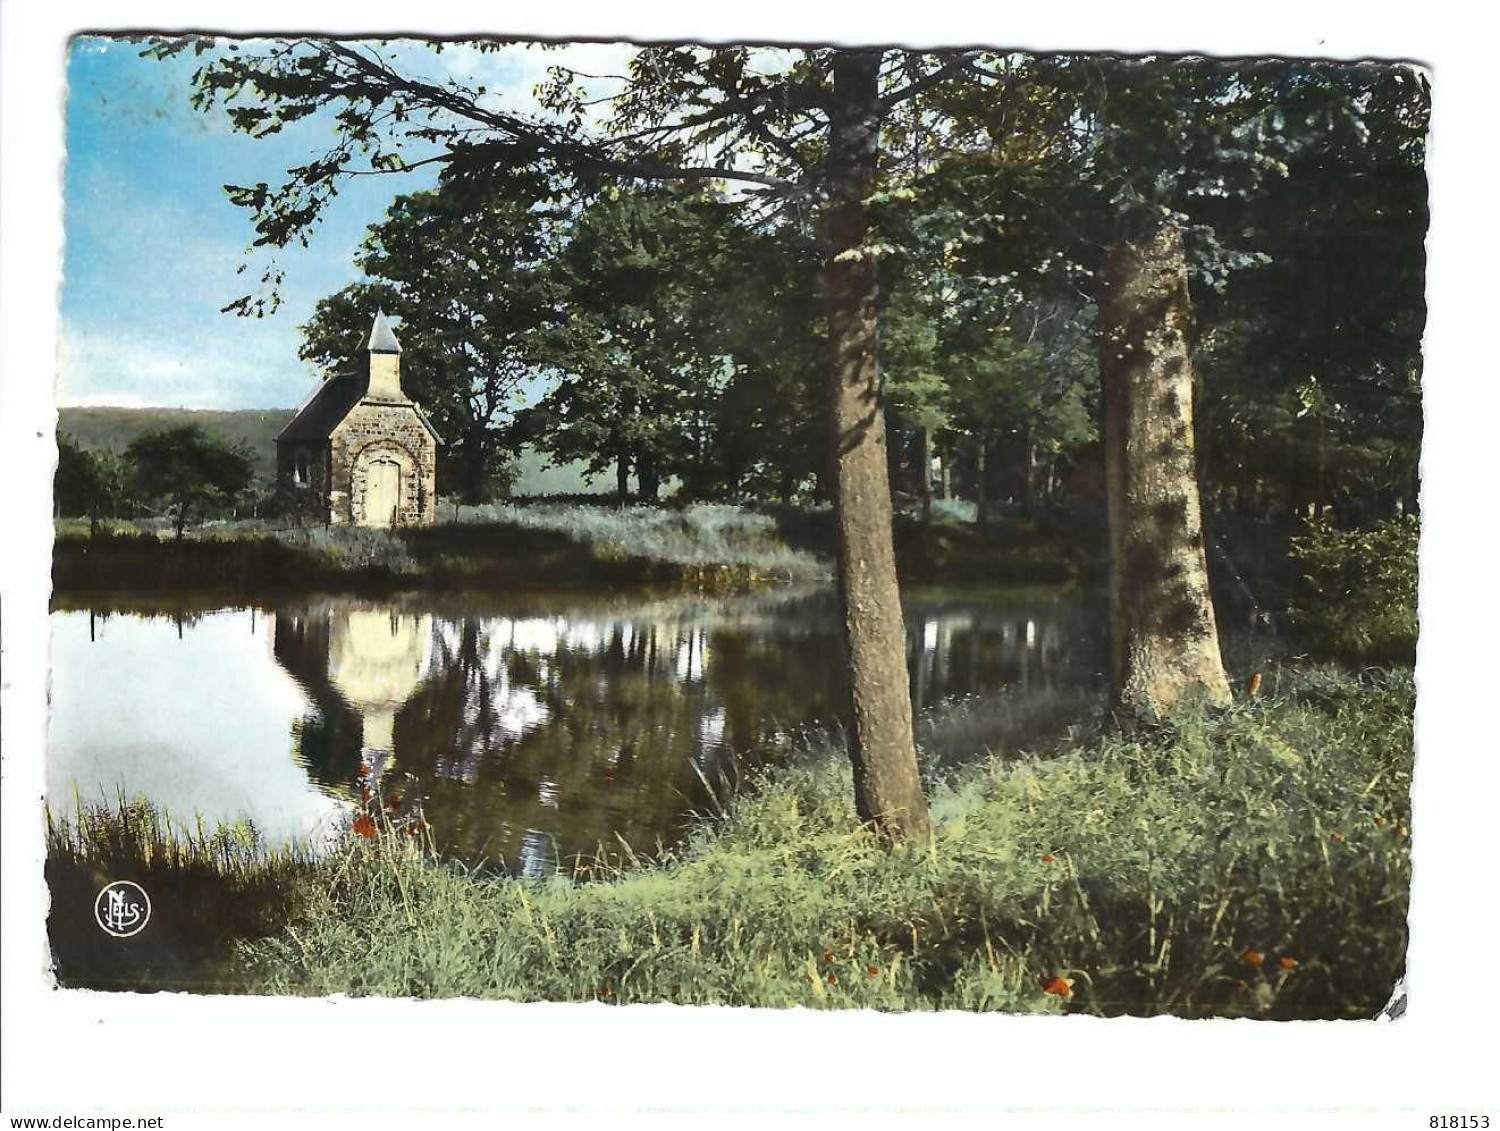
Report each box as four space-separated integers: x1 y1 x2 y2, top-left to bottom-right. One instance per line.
63 41 1427 839
277 56 1424 528
60 55 1426 533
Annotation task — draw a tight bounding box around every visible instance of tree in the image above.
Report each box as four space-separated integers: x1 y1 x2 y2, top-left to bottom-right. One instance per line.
525 185 746 503
874 182 1099 520
891 56 1425 716
1098 225 1232 713
1191 68 1429 524
300 186 564 502
55 434 125 536
698 222 825 502
125 426 255 539
880 291 950 522
149 37 1012 841
150 37 1425 795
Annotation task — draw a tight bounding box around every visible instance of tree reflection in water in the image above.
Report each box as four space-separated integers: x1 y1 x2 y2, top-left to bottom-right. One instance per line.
264 588 1105 873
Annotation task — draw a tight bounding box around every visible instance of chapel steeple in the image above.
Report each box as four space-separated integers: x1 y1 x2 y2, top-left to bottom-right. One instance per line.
365 310 405 400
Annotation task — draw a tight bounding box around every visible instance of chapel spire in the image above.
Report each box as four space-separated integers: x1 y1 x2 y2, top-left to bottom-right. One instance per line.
364 310 405 400
366 309 403 354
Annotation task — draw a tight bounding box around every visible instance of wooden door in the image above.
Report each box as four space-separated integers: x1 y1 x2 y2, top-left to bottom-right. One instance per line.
365 459 401 527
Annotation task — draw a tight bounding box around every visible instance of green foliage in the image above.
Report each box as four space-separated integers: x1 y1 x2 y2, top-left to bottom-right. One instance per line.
124 425 256 538
151 38 1425 528
1288 517 1419 662
299 187 566 503
54 434 126 530
522 186 742 500
121 665 1409 1018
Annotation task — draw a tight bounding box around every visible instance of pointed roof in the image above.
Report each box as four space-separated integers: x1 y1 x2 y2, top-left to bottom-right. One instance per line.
366 310 402 354
274 373 367 442
275 370 443 445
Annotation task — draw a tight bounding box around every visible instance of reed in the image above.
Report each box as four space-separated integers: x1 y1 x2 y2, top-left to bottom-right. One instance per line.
225 664 1409 1017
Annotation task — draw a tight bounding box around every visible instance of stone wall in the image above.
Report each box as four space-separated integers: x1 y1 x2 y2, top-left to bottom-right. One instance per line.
329 402 437 526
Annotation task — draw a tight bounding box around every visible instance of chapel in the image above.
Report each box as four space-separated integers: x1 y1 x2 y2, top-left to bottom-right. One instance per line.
275 311 440 527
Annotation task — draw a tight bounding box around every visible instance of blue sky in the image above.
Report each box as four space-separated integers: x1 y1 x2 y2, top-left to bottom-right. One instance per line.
59 36 635 409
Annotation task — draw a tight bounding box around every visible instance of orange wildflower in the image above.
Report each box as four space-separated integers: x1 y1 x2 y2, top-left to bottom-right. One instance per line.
1278 956 1299 970
388 794 401 811
1330 831 1345 842
351 814 376 838
361 787 372 803
1041 853 1056 864
358 762 371 777
827 972 837 985
1042 975 1073 997
824 951 835 964
868 964 880 977
1247 672 1263 697
1242 948 1265 967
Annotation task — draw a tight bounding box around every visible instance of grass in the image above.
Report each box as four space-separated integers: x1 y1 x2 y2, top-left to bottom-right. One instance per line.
438 501 828 580
52 503 825 596
45 795 321 993
53 501 1098 597
48 665 1412 1017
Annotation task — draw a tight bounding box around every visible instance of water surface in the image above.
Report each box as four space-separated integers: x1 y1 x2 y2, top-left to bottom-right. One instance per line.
49 587 1107 873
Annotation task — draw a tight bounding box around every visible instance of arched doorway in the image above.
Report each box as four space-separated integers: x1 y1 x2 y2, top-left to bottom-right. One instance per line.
365 457 402 527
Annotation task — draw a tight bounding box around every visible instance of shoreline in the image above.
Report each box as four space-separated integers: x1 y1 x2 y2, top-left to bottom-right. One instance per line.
51 501 1099 601
45 663 1413 1016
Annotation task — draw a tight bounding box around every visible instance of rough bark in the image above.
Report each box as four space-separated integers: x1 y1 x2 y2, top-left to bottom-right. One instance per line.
822 50 930 842
1100 224 1232 718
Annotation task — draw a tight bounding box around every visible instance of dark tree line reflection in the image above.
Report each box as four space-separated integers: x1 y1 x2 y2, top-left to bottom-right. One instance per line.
270 590 1107 874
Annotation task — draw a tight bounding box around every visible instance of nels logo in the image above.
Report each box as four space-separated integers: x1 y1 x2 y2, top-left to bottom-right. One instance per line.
94 880 151 938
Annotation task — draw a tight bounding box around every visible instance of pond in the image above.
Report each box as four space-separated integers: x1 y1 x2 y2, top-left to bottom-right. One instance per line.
48 586 1109 874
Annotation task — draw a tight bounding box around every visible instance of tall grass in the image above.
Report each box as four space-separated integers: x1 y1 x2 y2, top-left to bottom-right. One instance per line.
440 501 829 580
53 503 828 595
45 794 322 992
216 665 1410 1017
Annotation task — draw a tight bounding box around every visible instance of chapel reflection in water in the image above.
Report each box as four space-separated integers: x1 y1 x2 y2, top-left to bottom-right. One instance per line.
270 590 1105 875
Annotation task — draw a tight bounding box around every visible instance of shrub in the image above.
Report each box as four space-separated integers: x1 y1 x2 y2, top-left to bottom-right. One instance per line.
1288 517 1419 662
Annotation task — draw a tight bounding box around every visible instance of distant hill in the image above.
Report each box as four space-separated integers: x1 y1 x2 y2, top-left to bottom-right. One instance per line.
57 406 599 496
59 407 294 480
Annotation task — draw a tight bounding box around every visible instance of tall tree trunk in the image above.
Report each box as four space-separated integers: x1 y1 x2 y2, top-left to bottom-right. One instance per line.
637 446 661 502
460 425 488 504
822 50 929 842
1100 223 1231 718
614 437 630 505
919 426 934 524
975 432 989 524
939 447 951 501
